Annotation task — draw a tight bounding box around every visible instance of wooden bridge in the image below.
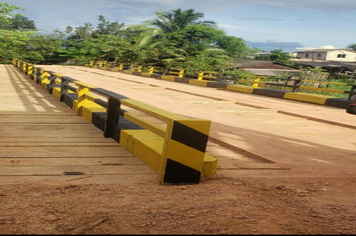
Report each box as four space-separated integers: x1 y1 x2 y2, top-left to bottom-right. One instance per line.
1 63 356 185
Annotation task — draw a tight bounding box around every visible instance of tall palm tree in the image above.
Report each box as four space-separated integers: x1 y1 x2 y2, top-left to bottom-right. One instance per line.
145 8 216 33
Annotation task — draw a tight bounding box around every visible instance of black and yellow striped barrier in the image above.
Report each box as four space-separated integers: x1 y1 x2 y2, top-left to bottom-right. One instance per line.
12 58 217 184
84 60 356 109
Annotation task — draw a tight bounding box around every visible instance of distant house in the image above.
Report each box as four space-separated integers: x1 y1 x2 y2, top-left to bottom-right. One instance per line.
292 60 356 74
295 49 356 62
230 60 302 76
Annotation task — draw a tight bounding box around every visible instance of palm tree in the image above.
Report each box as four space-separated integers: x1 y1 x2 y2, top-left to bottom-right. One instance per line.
145 8 216 33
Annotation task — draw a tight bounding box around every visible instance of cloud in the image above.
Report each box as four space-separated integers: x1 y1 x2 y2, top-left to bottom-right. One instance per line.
246 41 304 52
224 0 356 11
233 17 283 21
320 45 335 49
217 24 242 29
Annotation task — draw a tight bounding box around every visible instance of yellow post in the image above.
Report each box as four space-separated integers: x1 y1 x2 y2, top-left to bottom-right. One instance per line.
178 69 185 78
118 64 124 70
198 71 204 80
76 85 89 115
252 76 260 88
27 65 33 76
41 71 50 89
148 66 154 74
157 119 212 184
22 63 26 72
137 65 142 72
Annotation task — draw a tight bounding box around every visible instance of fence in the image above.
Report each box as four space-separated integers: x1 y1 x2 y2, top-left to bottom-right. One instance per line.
12 58 218 184
87 60 356 101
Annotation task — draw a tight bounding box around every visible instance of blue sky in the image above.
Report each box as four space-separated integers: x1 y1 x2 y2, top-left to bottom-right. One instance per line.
4 0 356 52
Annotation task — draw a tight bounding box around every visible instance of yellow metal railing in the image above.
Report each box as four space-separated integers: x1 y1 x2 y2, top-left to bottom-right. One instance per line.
84 60 356 99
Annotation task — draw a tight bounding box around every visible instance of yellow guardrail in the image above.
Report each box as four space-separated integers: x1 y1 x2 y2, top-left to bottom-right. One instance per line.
12 58 218 184
85 60 356 100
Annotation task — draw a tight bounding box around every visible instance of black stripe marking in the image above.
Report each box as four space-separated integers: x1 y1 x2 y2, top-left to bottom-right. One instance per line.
163 158 200 184
92 88 129 100
325 98 351 109
252 88 287 98
171 121 208 153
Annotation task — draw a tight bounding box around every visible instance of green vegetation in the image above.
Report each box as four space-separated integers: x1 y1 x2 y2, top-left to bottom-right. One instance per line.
0 4 257 70
254 49 294 66
347 43 356 51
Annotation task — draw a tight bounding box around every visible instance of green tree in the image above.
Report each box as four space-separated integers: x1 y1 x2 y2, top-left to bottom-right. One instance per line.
165 25 225 56
0 2 36 30
255 49 294 66
145 8 216 33
0 29 36 63
347 43 356 51
217 35 253 59
25 30 67 64
67 23 94 40
92 15 125 37
73 34 128 64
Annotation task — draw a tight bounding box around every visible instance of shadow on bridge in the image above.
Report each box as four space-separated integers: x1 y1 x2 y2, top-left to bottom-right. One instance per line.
1 65 66 112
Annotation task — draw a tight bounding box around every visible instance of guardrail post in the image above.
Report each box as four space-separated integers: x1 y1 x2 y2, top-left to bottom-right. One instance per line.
60 79 68 102
104 97 121 139
158 119 211 184
23 63 28 75
252 76 260 88
76 85 89 115
348 85 356 101
34 68 42 83
178 69 185 78
148 66 154 74
40 71 51 89
292 79 301 92
198 71 204 80
19 61 23 72
27 64 33 77
47 74 58 94
135 65 142 72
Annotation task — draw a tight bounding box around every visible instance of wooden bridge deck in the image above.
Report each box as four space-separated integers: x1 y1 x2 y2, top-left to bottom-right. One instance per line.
0 64 155 184
1 63 356 185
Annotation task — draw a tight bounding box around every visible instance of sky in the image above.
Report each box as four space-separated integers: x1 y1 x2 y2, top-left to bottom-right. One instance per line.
4 0 356 52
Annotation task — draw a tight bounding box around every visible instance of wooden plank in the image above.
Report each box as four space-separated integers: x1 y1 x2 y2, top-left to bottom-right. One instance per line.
0 165 154 176
0 157 143 166
0 124 104 137
0 112 77 116
0 137 116 144
0 116 89 124
0 146 134 158
0 143 119 147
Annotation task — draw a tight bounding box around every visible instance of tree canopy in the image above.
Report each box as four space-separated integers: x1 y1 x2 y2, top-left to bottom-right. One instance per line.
0 4 295 73
0 2 35 31
145 8 216 33
347 44 356 51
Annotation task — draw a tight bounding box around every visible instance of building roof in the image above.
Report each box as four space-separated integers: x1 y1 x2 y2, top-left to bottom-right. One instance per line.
295 49 356 53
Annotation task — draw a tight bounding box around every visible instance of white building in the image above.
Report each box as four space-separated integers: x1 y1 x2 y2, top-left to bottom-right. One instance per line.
295 49 356 62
